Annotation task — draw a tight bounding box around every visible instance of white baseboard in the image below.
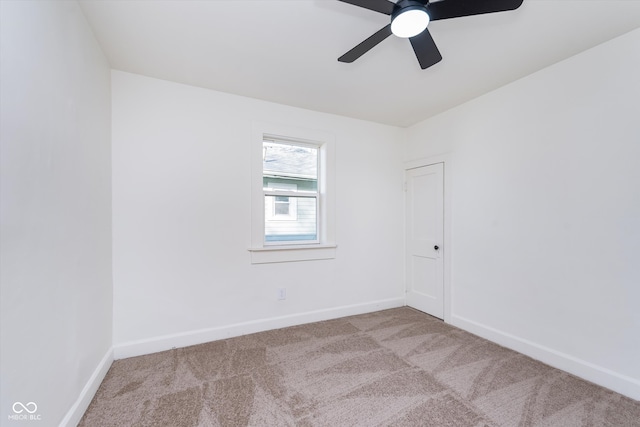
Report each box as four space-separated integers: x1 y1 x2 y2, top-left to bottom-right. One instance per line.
113 297 405 360
450 314 640 401
59 348 114 427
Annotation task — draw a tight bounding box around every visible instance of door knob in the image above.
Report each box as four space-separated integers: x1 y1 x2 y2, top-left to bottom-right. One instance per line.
434 245 439 250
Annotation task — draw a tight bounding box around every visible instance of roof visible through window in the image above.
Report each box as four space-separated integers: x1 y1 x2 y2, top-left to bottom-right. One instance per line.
263 141 317 180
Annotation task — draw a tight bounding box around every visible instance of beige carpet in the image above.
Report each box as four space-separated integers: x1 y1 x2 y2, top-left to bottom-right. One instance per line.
80 308 640 426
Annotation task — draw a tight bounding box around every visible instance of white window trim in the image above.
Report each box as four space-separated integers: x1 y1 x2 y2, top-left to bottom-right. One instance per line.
249 122 336 264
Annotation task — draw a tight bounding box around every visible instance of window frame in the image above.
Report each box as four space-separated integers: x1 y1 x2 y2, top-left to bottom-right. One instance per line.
249 122 336 264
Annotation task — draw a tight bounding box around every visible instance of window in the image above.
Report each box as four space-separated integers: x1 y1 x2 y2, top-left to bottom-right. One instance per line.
265 182 298 221
250 123 336 264
263 142 317 243
274 196 291 216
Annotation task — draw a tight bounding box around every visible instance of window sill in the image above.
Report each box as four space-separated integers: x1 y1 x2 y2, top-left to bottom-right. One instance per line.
249 244 337 264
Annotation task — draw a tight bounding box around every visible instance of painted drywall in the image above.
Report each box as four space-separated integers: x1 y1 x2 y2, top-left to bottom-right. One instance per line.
0 1 112 424
405 29 640 399
111 71 405 351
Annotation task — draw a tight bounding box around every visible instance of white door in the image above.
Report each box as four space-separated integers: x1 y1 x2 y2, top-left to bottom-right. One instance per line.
405 163 444 319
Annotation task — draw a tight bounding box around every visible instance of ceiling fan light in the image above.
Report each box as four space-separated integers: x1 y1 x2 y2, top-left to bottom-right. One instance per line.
391 7 430 38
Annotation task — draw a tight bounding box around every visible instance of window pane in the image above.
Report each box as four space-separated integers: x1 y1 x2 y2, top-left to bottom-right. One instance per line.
263 142 317 192
265 195 317 242
274 199 290 216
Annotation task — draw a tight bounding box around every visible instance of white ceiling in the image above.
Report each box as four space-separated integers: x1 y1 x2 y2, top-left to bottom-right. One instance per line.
79 0 640 127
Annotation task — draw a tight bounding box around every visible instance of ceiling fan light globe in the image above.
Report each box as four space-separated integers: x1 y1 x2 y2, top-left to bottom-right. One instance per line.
391 8 430 38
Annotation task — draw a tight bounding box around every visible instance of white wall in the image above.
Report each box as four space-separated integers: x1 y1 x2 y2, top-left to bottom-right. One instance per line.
111 71 405 355
0 1 112 425
405 29 640 399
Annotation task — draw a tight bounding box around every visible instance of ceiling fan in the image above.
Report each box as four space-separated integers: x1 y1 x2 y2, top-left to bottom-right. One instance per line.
337 0 524 69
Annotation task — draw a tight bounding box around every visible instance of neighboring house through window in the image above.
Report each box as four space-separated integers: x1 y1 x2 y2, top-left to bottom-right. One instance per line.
266 182 298 220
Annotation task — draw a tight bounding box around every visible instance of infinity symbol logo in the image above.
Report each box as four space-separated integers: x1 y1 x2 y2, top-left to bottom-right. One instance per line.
12 402 38 414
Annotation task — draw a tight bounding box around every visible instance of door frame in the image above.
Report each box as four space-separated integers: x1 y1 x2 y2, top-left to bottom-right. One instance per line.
404 153 452 323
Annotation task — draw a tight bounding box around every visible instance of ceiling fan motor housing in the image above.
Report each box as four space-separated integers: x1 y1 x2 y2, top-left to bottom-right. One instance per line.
392 0 428 17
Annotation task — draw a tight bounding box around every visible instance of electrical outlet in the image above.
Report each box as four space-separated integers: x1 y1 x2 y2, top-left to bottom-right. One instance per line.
277 287 287 300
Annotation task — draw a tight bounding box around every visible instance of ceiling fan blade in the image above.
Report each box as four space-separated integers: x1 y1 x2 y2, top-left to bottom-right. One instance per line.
337 0 396 15
428 0 523 21
410 29 442 69
338 24 393 63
